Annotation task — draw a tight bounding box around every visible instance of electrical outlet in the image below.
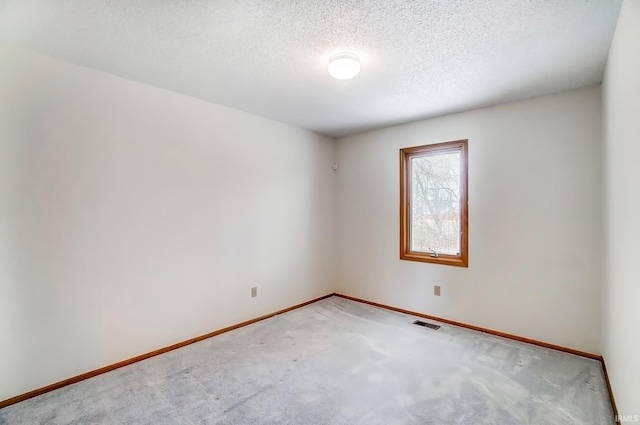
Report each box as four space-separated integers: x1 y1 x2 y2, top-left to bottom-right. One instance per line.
434 285 441 296
251 287 257 298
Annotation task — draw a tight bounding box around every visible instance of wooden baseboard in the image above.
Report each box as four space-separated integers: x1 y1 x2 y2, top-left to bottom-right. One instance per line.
0 293 333 410
601 359 620 424
334 292 620 422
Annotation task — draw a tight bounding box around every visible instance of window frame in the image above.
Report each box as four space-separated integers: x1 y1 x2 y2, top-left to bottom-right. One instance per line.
399 139 468 267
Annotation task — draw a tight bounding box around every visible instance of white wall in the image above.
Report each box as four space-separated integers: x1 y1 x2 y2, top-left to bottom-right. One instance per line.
602 0 640 417
336 86 603 354
0 44 336 402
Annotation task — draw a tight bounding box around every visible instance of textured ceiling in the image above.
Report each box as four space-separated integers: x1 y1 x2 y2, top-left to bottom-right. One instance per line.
0 0 623 137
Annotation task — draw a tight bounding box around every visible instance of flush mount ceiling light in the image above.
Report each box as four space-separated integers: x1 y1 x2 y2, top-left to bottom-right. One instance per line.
328 53 361 80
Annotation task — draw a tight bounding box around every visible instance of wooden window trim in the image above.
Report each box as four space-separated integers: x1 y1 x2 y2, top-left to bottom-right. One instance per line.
399 139 468 267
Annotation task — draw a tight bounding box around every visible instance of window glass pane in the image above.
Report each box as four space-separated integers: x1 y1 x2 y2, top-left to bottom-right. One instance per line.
410 151 461 255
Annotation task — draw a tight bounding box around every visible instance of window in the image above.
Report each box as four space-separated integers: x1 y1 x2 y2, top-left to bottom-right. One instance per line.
400 139 468 267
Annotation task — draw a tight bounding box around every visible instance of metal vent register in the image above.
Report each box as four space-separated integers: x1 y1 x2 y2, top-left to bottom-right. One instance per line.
413 320 441 330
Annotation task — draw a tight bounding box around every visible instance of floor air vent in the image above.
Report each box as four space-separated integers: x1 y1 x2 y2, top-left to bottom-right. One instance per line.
413 320 441 330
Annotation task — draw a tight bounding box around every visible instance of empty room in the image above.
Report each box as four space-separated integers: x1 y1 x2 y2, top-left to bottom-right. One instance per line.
0 0 638 424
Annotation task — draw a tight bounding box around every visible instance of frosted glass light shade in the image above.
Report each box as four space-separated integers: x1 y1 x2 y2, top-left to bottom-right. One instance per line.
328 53 361 80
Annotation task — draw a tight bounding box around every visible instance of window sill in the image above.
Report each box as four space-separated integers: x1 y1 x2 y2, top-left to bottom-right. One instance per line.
400 251 468 267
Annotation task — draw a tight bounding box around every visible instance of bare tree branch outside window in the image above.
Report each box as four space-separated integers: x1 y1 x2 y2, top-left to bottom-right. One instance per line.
410 152 460 255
